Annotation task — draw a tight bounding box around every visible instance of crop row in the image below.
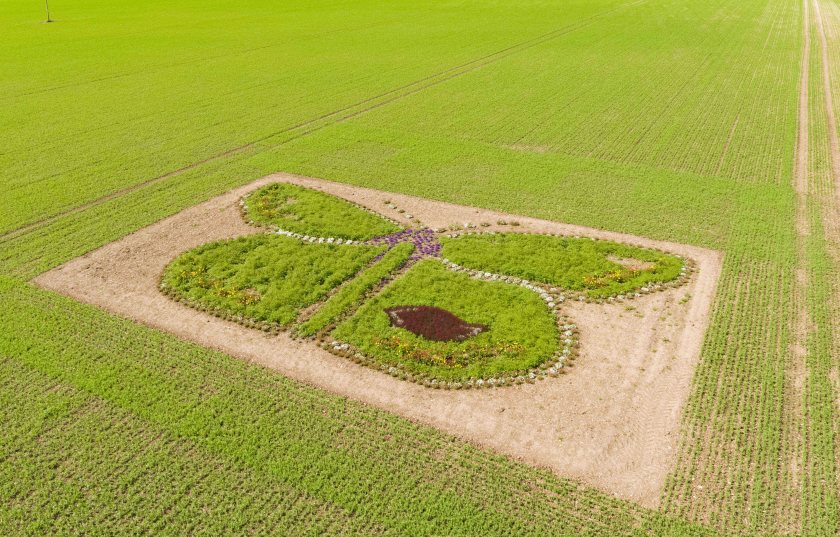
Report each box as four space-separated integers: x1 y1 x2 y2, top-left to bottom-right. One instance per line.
0 356 391 536
662 3 840 534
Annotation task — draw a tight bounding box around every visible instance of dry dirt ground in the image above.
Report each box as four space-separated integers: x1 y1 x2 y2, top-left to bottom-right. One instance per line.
35 173 722 507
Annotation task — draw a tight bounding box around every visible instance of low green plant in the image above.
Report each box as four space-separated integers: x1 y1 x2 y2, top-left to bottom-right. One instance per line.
331 260 558 381
297 242 415 337
161 235 382 326
243 183 401 240
440 233 683 297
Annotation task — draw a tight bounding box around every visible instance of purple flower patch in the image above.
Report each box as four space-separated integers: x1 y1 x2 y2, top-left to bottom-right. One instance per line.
368 228 441 265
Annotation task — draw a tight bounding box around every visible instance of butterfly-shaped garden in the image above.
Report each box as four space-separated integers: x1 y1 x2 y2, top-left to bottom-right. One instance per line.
159 183 693 389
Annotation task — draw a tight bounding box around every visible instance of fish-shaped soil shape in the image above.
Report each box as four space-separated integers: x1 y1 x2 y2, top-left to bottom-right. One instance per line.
384 305 487 342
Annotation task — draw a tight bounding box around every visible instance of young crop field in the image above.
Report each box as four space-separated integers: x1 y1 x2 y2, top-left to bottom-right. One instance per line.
2 0 840 535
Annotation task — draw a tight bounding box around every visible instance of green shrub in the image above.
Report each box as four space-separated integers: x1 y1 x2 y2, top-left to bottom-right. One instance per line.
440 233 683 297
243 183 401 240
331 260 558 381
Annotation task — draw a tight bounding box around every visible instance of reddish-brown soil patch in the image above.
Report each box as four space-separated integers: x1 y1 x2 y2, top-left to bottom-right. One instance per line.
33 172 723 507
385 305 487 342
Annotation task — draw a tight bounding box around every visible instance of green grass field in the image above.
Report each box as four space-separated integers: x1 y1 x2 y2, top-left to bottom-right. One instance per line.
3 0 840 534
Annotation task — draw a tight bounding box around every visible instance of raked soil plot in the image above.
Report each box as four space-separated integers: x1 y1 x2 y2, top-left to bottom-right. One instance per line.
35 173 722 506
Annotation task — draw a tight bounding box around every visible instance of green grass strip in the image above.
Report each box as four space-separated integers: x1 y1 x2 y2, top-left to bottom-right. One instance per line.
297 242 415 337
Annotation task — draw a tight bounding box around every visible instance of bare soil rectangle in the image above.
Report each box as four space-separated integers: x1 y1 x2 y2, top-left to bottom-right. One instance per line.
34 172 723 507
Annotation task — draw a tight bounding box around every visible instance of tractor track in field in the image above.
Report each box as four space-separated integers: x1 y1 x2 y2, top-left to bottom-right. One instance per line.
781 0 840 531
812 0 840 513
782 0 811 531
813 0 840 198
0 0 647 246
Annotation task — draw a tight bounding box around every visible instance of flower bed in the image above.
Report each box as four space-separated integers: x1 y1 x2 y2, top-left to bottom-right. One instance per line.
158 182 695 389
160 235 383 328
384 305 487 342
241 182 401 240
439 231 686 298
330 260 564 382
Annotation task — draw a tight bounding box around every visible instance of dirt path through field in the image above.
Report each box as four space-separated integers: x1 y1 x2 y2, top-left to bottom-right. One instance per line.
813 0 840 513
34 173 721 507
813 0 840 192
779 0 812 530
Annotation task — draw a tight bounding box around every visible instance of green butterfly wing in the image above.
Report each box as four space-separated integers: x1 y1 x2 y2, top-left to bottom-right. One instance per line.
242 183 401 240
161 235 384 327
331 260 561 382
440 232 683 297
